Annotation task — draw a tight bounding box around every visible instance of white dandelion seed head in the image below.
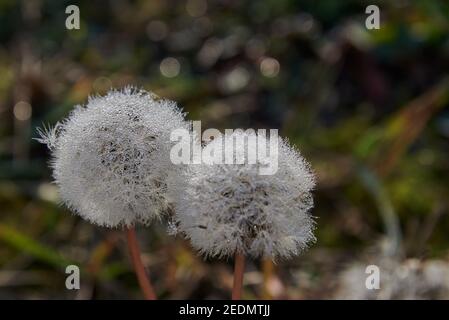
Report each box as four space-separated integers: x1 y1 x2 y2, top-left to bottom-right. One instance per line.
37 87 189 228
170 130 316 260
337 258 449 299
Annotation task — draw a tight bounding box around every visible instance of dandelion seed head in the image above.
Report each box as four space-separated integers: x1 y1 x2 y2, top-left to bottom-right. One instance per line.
337 258 449 299
37 87 188 228
171 131 316 260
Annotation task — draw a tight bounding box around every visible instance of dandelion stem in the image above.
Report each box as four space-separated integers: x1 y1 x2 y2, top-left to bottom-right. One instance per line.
262 258 274 299
232 252 245 300
126 227 157 300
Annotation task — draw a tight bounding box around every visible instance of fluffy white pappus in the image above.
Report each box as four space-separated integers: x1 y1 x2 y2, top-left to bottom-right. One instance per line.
170 131 316 260
336 258 449 299
37 87 189 228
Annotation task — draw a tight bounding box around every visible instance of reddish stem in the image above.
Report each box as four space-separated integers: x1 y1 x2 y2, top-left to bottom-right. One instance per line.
126 227 157 300
232 252 245 300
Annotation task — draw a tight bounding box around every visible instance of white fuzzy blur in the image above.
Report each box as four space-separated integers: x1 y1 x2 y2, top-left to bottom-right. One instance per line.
37 87 188 228
170 131 316 260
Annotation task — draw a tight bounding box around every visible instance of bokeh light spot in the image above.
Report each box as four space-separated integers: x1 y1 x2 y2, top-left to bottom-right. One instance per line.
13 101 32 121
260 57 280 78
160 57 181 78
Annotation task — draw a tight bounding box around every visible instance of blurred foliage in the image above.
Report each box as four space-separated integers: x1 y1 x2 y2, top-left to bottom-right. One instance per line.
0 0 448 299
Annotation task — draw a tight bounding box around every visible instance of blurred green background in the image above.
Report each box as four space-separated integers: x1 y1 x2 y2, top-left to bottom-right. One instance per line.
0 0 449 299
